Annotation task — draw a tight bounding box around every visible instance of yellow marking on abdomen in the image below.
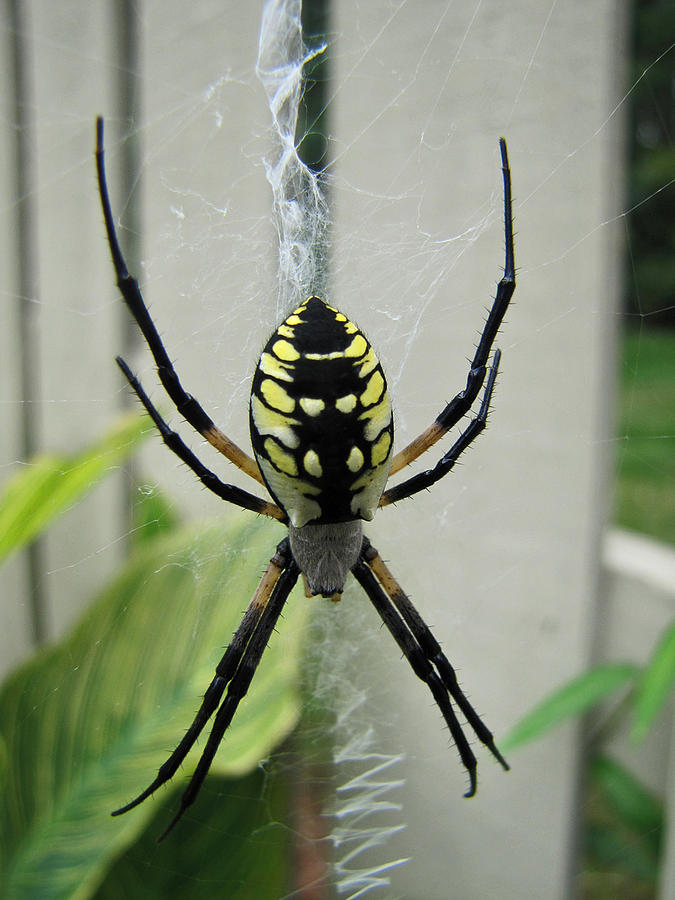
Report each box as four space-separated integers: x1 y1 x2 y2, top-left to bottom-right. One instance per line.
260 378 295 413
371 431 392 466
360 370 384 407
350 455 391 521
346 446 364 472
303 449 323 478
344 334 367 358
297 479 321 496
305 349 344 361
358 348 378 378
359 396 392 441
251 395 300 448
273 339 300 362
264 438 298 476
259 352 293 382
336 394 357 413
350 470 373 491
300 397 325 417
257 457 321 527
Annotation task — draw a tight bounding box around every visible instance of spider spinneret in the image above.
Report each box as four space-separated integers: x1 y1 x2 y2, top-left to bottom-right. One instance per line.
95 116 515 840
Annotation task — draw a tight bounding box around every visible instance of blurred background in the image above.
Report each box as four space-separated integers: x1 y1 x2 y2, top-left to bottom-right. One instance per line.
1 1 673 898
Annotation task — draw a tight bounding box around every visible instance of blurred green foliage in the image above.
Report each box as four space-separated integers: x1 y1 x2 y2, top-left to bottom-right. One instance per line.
93 769 292 900
504 625 675 757
625 0 675 326
0 428 307 899
582 756 663 898
506 623 675 898
0 414 149 567
615 329 675 544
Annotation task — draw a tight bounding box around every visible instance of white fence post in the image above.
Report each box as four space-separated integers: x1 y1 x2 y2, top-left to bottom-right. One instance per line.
330 1 627 897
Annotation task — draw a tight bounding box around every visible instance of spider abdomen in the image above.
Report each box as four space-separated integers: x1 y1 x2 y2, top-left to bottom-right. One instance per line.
250 297 393 528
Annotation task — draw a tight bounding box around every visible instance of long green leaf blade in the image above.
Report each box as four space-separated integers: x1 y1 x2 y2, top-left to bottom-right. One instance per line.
0 414 149 566
0 516 307 900
632 622 675 742
585 823 659 882
590 754 663 857
95 770 292 899
502 662 638 751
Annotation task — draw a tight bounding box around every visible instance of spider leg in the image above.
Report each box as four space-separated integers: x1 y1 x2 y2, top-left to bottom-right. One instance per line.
388 138 515 479
95 117 263 486
111 546 287 818
157 553 300 841
379 349 500 507
363 540 509 772
112 541 298 839
117 356 285 520
351 557 479 795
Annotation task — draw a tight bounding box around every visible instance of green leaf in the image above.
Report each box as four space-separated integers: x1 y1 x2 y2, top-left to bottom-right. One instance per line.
502 663 639 751
632 622 675 742
0 414 149 566
130 484 181 548
590 755 663 857
94 770 292 900
0 515 307 900
585 823 659 882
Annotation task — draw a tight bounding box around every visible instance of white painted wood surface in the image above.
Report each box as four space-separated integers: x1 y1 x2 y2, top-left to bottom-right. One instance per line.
330 3 627 898
1 1 121 667
2 2 671 898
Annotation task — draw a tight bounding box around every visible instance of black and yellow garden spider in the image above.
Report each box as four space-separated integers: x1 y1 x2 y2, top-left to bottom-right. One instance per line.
96 117 515 840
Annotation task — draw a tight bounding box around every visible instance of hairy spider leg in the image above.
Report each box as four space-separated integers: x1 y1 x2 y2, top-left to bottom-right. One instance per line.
111 548 287 818
95 117 264 486
156 556 299 841
387 138 515 479
380 349 500 507
97 111 515 835
112 542 298 840
116 357 284 520
352 557 482 796
364 541 509 773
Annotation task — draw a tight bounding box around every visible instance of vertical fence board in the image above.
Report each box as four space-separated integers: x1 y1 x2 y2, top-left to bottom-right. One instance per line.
117 0 277 523
0 3 33 672
0 1 130 676
330 1 625 897
28 1 125 641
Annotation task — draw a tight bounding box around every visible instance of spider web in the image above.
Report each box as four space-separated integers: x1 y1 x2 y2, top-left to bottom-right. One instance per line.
120 4 673 897
256 6 410 894
2 1 674 898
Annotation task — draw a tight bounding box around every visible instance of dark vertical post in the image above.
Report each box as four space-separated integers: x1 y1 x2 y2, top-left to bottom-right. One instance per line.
8 0 46 644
